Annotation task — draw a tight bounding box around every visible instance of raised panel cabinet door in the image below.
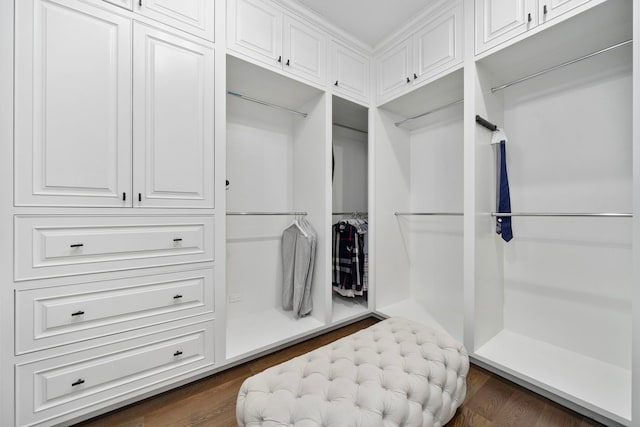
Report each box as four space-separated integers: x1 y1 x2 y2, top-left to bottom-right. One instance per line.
538 0 590 24
103 0 133 10
227 0 283 70
133 23 215 208
15 0 132 207
475 0 535 54
413 3 462 84
282 14 326 85
137 0 214 41
376 37 412 104
331 42 370 102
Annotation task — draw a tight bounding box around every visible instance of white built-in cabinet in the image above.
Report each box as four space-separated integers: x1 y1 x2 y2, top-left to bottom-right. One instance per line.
103 0 215 41
228 0 326 86
329 42 370 104
376 2 462 104
15 0 214 208
475 0 590 54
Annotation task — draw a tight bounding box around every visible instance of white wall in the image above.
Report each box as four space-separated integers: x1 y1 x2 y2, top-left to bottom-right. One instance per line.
408 105 464 341
332 125 368 213
501 47 632 368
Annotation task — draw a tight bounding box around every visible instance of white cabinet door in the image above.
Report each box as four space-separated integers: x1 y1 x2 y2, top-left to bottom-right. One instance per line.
330 41 370 103
476 0 536 54
414 3 462 84
538 0 590 24
377 38 413 104
15 0 132 207
103 0 133 10
133 23 215 208
137 0 215 41
228 0 283 70
282 15 326 85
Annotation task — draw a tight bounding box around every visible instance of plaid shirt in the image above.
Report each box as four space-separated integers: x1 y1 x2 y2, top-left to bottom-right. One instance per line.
332 222 365 296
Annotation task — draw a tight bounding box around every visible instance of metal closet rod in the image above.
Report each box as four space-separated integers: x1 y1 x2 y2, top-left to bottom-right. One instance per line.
491 212 632 218
491 39 633 93
395 212 463 216
333 123 368 134
227 211 308 216
395 98 464 127
226 91 308 118
333 212 368 215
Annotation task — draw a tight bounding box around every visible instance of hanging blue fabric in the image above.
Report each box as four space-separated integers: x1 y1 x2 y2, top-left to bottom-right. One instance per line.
497 140 513 242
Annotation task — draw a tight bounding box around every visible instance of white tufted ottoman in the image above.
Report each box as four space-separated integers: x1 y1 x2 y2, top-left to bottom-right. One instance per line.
236 317 469 427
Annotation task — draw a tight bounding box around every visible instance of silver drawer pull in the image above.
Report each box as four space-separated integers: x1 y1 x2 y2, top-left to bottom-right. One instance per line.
71 379 85 387
70 243 84 248
71 310 85 317
173 294 183 299
173 350 183 357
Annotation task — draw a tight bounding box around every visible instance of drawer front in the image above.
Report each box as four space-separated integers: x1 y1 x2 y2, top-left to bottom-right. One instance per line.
15 215 214 280
16 268 214 354
16 320 214 426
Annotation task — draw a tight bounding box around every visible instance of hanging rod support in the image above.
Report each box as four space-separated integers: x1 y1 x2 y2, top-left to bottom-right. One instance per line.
491 212 632 218
395 212 463 216
227 91 308 118
395 98 464 127
491 39 632 93
475 115 498 131
227 211 308 216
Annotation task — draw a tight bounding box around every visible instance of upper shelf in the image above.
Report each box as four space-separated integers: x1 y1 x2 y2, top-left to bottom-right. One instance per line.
476 0 632 89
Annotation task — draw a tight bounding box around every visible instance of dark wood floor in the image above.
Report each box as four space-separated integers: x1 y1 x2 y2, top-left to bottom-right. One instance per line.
74 317 603 427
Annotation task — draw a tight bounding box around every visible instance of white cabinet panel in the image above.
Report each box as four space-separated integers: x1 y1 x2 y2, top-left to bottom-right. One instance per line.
15 215 215 280
475 0 534 54
539 0 590 24
283 15 326 85
16 268 214 353
414 4 462 84
228 0 283 69
377 38 413 104
15 0 132 207
103 0 133 10
133 23 215 208
137 0 214 41
16 320 215 426
330 41 370 103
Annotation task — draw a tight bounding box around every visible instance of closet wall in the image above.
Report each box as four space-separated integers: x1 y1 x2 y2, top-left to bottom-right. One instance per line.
470 1 633 424
225 57 330 360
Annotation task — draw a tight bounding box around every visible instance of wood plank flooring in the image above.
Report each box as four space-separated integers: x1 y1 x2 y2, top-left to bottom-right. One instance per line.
74 317 604 427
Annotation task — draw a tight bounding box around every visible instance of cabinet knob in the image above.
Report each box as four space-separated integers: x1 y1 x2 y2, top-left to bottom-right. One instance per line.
138 0 142 6
413 73 418 80
406 77 411 83
138 193 142 202
122 192 126 201
173 350 183 357
173 294 183 299
277 56 281 63
72 379 85 387
71 310 85 317
70 243 84 248
528 13 532 23
286 59 290 66
334 80 339 86
173 238 183 242
543 4 548 15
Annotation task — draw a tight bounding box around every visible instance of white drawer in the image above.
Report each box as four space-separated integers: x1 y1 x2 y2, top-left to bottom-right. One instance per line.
15 215 214 280
16 320 214 426
16 268 214 354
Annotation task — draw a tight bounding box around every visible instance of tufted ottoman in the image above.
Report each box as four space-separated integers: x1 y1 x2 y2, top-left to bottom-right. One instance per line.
236 317 469 427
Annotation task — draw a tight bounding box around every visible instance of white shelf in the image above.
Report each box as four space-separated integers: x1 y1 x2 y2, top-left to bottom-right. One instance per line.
474 330 631 426
226 308 325 360
332 293 368 323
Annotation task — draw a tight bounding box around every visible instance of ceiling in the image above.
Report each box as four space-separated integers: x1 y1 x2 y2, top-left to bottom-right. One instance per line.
294 0 432 48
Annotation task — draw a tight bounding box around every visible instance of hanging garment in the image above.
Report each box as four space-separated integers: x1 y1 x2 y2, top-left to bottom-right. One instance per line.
492 128 513 242
282 219 317 318
332 221 365 297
